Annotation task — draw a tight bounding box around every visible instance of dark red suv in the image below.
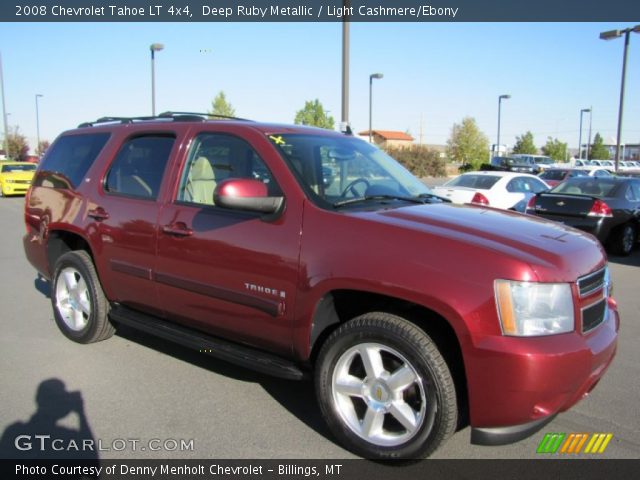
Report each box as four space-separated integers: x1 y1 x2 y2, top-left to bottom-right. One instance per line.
23 113 618 459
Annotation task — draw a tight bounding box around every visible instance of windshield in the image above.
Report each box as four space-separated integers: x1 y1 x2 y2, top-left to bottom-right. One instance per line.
536 156 554 165
267 134 432 208
1 163 37 172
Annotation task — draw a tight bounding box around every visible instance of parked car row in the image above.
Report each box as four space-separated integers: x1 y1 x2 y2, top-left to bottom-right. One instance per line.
442 161 640 256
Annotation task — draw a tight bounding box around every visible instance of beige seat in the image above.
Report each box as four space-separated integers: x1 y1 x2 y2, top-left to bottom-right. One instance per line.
186 157 216 205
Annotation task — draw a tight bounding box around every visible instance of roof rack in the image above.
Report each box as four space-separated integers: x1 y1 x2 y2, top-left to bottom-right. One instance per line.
78 111 252 128
159 111 253 122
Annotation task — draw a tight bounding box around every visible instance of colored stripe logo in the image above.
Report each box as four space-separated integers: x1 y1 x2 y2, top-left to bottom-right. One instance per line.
537 433 613 454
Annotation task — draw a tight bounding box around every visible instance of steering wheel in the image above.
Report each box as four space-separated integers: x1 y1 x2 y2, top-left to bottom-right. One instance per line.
339 178 370 198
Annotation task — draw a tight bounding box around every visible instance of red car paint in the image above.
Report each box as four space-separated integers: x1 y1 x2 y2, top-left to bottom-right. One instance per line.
23 120 618 440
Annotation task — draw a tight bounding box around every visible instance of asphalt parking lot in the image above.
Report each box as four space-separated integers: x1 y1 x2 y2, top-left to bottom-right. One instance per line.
0 194 638 460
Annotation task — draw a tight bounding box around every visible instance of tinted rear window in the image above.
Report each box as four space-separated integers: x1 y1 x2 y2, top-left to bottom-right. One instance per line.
445 174 501 190
36 133 110 189
551 179 618 198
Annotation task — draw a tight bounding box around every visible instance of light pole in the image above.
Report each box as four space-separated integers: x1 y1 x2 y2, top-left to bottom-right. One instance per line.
587 106 593 160
496 94 510 157
578 108 590 159
600 25 640 171
150 43 164 116
35 94 43 155
368 73 383 143
0 51 8 158
341 17 350 133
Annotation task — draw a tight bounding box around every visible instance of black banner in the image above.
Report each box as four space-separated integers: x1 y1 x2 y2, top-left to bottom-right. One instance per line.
2 0 640 22
3 459 640 480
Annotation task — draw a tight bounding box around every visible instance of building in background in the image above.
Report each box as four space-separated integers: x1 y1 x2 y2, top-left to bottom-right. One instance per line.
359 130 414 149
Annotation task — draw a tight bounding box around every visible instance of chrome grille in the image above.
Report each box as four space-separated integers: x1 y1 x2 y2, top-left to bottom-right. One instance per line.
577 268 606 297
582 299 607 333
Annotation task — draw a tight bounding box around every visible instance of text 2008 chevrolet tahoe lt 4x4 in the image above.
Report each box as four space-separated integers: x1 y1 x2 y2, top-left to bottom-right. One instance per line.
23 113 618 459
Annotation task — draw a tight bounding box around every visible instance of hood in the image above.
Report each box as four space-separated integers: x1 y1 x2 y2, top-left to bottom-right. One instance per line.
1 171 35 180
352 203 605 281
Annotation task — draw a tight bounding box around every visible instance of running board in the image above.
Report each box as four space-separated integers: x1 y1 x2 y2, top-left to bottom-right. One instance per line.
109 305 306 381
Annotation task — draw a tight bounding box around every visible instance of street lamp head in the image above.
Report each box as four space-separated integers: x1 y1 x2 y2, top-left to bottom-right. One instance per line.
370 73 383 80
633 25 640 33
499 94 511 100
36 94 43 98
581 108 591 113
150 43 164 52
600 29 621 40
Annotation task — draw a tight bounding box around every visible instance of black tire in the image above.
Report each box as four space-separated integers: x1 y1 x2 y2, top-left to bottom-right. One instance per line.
51 250 114 344
315 312 457 459
609 223 636 256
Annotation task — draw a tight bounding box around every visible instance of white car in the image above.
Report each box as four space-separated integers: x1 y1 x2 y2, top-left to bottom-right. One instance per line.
433 171 550 211
586 167 614 178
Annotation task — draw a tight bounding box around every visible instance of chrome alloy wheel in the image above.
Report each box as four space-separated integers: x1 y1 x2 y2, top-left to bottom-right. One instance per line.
331 342 427 447
55 267 92 331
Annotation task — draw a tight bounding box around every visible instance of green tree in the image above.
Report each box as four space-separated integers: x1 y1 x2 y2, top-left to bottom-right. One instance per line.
208 91 236 118
445 117 489 169
512 131 537 154
36 140 50 158
541 137 568 162
589 133 610 160
384 145 446 178
6 127 29 161
294 99 335 130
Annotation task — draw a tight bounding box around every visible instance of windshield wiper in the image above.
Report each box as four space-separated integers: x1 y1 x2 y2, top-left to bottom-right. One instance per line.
333 194 425 208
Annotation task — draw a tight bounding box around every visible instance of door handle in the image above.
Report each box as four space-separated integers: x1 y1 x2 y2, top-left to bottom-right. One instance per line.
162 223 193 237
87 207 109 221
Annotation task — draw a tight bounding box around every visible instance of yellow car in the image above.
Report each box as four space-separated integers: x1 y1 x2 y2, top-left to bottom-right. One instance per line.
0 162 37 196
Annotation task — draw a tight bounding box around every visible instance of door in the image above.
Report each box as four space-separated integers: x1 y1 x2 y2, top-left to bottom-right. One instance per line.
155 132 302 355
89 134 176 316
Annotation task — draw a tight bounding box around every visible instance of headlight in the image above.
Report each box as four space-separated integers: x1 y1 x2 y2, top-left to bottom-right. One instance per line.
495 280 574 336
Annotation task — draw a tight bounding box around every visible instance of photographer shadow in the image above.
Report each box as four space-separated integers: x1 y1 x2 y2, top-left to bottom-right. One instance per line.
0 378 99 461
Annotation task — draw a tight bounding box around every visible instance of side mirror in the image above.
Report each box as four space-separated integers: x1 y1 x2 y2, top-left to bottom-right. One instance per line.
213 178 284 214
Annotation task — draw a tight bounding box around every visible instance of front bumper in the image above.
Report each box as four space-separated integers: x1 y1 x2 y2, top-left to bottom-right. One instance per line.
466 300 618 445
2 182 31 195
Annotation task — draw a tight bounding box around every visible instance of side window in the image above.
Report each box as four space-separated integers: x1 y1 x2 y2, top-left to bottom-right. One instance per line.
631 181 640 201
35 133 110 189
506 178 524 193
105 135 175 200
527 178 548 193
177 133 280 206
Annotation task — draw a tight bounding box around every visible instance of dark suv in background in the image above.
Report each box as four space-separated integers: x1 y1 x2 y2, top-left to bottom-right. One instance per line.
23 113 618 459
481 156 540 174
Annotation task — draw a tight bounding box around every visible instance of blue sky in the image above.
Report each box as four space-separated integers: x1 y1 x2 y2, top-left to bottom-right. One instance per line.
1 21 639 151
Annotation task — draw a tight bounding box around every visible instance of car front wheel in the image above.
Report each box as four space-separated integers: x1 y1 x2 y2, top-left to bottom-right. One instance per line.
609 223 636 256
51 250 115 343
315 312 457 459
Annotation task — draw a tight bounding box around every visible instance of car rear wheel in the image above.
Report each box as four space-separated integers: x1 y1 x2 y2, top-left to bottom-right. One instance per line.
51 250 115 343
315 312 457 459
609 223 636 256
